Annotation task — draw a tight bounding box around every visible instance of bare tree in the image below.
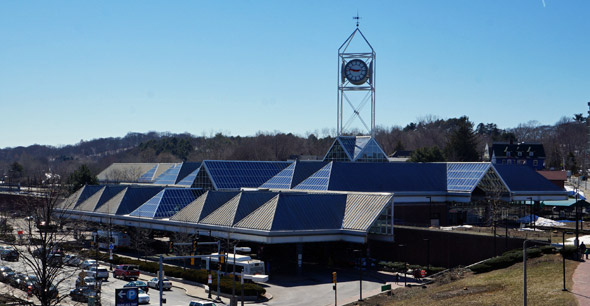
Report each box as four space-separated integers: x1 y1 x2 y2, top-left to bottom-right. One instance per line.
8 176 83 306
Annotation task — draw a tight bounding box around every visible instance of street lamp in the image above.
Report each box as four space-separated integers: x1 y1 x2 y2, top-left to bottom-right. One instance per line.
527 197 534 231
562 231 574 291
398 244 407 287
352 249 363 301
426 196 432 227
232 246 251 306
423 239 430 273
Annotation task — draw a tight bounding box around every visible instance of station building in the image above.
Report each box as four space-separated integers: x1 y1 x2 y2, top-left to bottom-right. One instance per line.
58 136 567 270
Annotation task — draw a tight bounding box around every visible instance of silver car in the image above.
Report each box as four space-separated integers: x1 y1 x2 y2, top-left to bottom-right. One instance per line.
147 277 172 290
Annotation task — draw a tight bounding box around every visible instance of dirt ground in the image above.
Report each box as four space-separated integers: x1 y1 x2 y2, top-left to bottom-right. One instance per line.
344 268 471 306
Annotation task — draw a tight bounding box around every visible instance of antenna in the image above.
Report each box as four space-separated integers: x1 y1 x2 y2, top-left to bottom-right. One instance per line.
353 11 361 27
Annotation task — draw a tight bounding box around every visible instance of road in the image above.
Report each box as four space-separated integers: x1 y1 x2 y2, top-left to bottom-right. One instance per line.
0 248 200 306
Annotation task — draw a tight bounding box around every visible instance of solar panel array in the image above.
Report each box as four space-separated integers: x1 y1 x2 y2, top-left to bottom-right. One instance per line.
447 163 491 192
153 163 182 185
129 188 204 218
138 165 158 182
259 163 295 189
293 162 333 190
204 161 293 189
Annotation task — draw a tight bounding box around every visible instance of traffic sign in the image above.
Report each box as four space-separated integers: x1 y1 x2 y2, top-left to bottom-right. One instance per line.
109 244 114 250
420 269 426 277
116 287 138 306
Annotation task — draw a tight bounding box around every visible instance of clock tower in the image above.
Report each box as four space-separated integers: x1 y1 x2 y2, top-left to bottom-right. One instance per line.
337 18 376 136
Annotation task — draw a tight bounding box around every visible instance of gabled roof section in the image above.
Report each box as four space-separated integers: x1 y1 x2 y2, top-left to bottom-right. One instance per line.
176 162 202 186
58 186 85 210
324 136 387 162
494 165 564 192
234 193 350 231
270 193 347 231
342 193 393 231
259 163 295 189
129 188 205 218
293 162 333 191
447 163 491 192
296 162 447 193
138 165 159 183
76 186 106 212
201 160 293 190
95 185 129 210
98 163 159 183
260 161 328 190
73 185 104 208
200 191 277 226
234 196 279 231
113 186 164 215
170 190 240 222
153 163 183 185
95 187 129 214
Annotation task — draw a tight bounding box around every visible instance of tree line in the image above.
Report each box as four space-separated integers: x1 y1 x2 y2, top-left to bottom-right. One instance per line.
1 114 587 187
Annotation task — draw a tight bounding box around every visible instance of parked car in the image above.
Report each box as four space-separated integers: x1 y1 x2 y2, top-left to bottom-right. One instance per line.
0 269 15 283
31 282 59 299
189 301 217 306
76 276 100 290
1 249 19 261
64 254 83 266
19 275 38 290
124 280 149 293
10 273 27 288
138 289 150 304
70 287 93 302
113 264 140 281
87 267 109 281
147 277 172 290
81 259 97 270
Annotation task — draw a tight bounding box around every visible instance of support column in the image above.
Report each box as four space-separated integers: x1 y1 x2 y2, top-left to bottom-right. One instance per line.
296 243 303 276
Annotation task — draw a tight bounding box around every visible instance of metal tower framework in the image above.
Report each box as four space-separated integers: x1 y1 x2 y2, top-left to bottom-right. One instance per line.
337 28 376 136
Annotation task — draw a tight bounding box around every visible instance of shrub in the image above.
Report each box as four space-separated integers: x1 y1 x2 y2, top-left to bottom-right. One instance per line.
0 234 16 243
471 247 545 274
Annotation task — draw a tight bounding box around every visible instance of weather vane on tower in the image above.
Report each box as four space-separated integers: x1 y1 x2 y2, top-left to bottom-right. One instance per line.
353 11 361 27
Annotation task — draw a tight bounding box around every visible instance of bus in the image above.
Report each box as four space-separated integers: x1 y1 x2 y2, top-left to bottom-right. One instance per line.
92 230 131 249
202 253 268 282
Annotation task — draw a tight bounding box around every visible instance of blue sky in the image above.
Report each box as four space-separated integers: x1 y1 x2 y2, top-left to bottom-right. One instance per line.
1 1 589 148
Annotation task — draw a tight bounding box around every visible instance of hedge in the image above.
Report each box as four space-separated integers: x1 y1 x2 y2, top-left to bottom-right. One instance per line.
377 261 445 275
80 251 265 297
470 247 547 274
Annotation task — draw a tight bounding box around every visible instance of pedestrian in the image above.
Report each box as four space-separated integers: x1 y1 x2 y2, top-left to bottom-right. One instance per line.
580 242 587 260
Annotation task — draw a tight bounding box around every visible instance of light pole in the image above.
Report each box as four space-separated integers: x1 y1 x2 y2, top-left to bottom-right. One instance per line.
427 196 432 227
523 240 530 306
423 239 430 273
353 249 363 301
398 244 407 287
528 197 535 232
232 246 251 306
562 231 574 291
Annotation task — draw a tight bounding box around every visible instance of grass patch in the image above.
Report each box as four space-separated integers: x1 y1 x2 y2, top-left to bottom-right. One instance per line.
350 254 579 306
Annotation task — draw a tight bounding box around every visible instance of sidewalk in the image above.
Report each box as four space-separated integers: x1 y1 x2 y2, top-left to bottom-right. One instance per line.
137 270 233 305
572 258 590 306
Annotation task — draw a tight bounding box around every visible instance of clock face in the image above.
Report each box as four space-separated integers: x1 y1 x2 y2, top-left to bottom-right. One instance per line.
344 59 369 85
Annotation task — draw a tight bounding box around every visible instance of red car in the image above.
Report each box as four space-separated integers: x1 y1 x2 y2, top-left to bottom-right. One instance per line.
113 265 140 280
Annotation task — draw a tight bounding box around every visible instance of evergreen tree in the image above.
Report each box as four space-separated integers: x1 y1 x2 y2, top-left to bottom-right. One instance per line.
409 146 446 162
67 164 98 193
445 116 480 162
